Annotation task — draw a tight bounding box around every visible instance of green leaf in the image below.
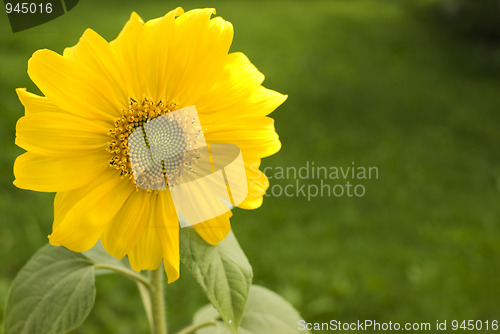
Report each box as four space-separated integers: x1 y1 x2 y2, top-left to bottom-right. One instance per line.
4 244 96 334
192 285 311 334
180 227 253 333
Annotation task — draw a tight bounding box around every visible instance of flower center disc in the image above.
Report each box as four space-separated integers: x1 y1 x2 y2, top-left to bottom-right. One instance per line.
132 112 204 191
107 98 205 190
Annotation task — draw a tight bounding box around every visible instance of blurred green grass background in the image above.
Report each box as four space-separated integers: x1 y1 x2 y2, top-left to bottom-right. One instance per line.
1 0 500 333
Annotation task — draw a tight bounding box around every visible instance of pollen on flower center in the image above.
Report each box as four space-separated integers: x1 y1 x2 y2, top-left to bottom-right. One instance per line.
107 97 181 184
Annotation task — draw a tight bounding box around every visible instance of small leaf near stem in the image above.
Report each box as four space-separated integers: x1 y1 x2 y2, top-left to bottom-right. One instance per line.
180 228 252 332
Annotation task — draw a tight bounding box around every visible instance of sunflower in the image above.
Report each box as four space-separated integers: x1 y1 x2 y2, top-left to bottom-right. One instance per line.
13 7 286 282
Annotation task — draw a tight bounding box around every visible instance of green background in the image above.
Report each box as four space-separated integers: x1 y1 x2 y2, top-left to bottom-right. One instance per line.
1 0 500 333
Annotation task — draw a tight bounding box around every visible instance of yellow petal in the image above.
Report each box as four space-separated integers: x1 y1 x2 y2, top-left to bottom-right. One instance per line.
128 194 163 271
193 211 232 246
50 172 135 252
196 52 264 113
204 116 281 158
156 191 180 283
63 29 129 103
100 190 151 260
109 12 145 100
13 152 109 192
137 7 184 101
28 49 123 122
16 88 63 116
199 83 286 158
239 158 269 210
200 85 287 121
16 112 109 156
165 8 233 106
239 86 288 118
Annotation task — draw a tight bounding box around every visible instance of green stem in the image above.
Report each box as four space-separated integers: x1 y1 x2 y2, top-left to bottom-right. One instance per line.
151 267 167 334
177 320 218 334
94 264 152 289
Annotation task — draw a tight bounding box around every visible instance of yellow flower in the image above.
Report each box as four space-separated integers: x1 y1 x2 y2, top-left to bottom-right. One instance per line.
13 7 286 282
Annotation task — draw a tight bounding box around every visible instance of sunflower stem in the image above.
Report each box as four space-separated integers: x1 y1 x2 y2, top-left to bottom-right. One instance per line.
151 267 167 334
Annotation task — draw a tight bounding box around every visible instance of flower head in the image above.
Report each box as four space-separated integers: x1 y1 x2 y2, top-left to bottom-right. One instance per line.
14 8 286 282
